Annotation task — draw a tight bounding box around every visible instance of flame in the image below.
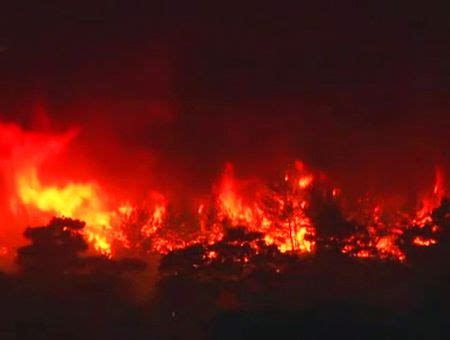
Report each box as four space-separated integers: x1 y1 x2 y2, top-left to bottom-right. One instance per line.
213 163 316 254
340 167 446 261
216 163 255 225
0 121 448 265
413 166 445 226
16 167 117 255
10 156 448 263
375 235 405 262
1 122 173 258
15 168 170 257
298 175 314 189
141 197 167 238
413 236 437 247
205 250 218 260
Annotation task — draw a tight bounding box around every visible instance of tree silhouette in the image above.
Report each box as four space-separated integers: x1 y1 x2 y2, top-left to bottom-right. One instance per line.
17 217 87 275
308 187 357 254
17 217 146 280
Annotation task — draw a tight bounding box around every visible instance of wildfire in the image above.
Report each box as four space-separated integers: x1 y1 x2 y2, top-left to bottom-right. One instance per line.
0 121 447 265
213 162 316 254
216 164 255 226
340 167 446 261
16 167 118 256
413 166 445 227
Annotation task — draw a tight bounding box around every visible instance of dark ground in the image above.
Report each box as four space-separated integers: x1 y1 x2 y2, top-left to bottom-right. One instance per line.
1 245 450 339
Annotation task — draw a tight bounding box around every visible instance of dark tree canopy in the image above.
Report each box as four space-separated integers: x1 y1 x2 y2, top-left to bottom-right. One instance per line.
17 217 88 274
17 217 146 280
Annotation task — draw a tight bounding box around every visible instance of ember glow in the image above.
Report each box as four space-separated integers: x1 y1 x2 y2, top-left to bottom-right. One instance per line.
0 121 447 265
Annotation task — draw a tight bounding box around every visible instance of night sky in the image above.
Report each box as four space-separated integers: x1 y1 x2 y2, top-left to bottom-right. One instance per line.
0 2 448 196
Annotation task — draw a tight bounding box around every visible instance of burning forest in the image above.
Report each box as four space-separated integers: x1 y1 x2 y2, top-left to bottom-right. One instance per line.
1 2 449 338
0 121 447 266
0 120 449 338
0 101 450 338
1 120 448 263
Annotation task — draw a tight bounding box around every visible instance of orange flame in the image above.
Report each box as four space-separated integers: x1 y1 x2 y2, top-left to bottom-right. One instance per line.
213 163 316 254
413 166 445 226
16 167 118 256
1 121 448 264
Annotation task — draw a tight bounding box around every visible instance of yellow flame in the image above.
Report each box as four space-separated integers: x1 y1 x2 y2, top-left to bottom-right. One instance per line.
17 168 115 256
298 175 314 189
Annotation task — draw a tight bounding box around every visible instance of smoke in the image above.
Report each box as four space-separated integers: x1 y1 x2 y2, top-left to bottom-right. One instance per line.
0 0 447 206
1 75 447 215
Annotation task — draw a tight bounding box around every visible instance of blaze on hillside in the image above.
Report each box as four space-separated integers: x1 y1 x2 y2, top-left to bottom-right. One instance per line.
154 199 450 339
159 198 450 281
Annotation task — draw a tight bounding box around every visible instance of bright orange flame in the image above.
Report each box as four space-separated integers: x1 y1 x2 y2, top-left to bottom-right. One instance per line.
10 156 447 263
375 235 405 262
216 164 255 225
413 236 437 247
2 118 448 265
141 200 167 238
205 250 218 260
16 167 118 255
298 175 314 189
214 162 316 254
272 226 315 253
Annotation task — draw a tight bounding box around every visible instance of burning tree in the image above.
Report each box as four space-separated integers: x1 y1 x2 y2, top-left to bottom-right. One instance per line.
258 162 316 253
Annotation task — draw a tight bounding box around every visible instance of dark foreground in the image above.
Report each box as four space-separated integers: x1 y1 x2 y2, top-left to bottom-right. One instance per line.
1 207 450 339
